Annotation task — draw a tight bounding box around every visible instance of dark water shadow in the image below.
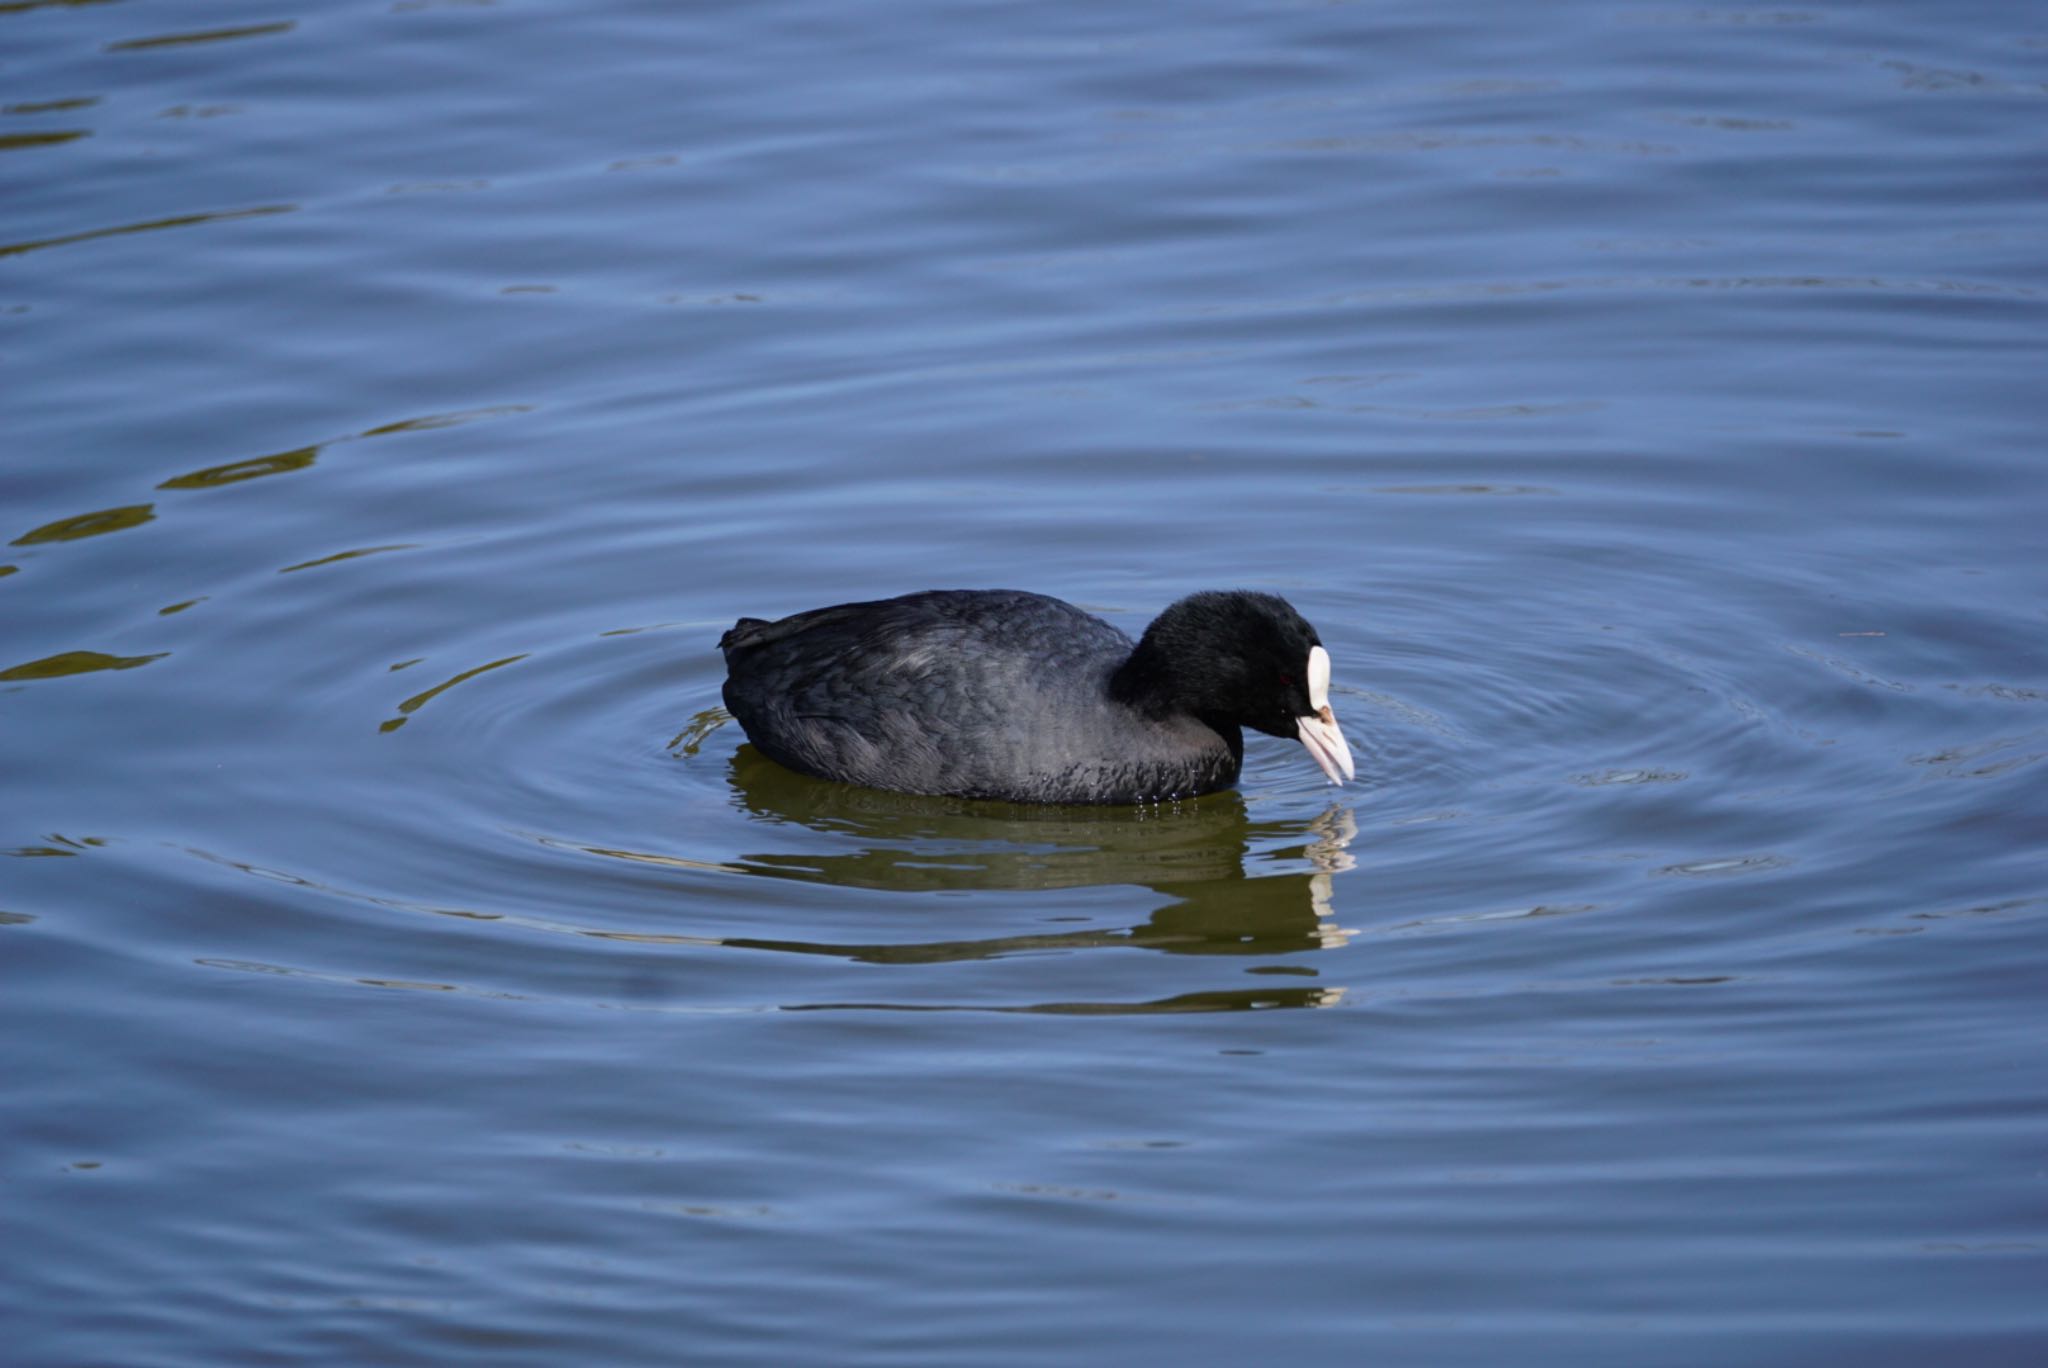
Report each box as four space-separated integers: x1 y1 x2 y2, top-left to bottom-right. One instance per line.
703 746 1359 967
777 985 1346 1014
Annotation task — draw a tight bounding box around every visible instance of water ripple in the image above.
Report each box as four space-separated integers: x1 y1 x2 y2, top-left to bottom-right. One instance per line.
0 204 295 259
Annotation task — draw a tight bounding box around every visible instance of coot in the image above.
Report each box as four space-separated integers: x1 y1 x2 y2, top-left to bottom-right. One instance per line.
718 589 1354 805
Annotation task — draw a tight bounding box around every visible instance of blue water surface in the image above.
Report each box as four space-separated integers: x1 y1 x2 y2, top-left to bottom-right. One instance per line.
4 1 2046 1364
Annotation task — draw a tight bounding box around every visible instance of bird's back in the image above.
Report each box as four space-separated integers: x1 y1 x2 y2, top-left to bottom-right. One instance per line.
719 590 1234 803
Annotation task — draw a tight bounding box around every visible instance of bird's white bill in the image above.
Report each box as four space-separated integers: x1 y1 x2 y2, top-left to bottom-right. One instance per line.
1297 706 1355 785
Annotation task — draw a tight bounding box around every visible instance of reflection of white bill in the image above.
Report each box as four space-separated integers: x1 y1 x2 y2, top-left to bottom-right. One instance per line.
1306 804 1359 874
1309 874 1351 945
1305 804 1359 942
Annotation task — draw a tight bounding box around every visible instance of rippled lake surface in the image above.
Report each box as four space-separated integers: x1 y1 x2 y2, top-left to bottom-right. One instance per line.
6 2 2047 1363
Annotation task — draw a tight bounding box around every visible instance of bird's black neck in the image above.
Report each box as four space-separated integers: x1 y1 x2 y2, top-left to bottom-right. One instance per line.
1109 636 1176 716
1110 639 1243 766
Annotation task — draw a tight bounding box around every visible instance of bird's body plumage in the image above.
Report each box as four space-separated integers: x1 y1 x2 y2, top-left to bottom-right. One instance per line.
719 588 1350 805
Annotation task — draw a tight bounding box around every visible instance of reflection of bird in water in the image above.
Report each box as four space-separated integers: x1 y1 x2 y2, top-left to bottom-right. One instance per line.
776 985 1349 1015
698 745 1361 966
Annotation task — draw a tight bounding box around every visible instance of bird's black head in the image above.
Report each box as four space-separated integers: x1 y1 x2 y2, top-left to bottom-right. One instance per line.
1112 591 1355 784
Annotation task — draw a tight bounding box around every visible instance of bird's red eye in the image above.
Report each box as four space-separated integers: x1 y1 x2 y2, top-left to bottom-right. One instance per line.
1279 674 1295 687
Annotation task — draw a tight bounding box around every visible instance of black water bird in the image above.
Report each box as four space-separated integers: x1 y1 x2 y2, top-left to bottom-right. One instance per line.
718 589 1354 805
